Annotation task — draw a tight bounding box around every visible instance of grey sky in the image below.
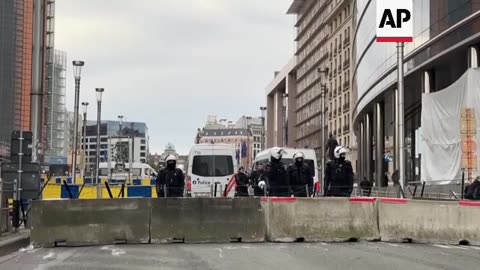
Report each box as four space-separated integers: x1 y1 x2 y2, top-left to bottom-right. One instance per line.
56 0 295 154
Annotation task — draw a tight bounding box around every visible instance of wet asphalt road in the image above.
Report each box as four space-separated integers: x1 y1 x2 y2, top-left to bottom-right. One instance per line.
1 242 479 270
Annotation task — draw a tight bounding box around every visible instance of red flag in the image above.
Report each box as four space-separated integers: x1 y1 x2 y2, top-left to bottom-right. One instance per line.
223 174 237 197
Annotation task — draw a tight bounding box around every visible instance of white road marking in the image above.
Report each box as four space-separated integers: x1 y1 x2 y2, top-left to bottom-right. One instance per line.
433 245 453 249
42 252 55 260
19 244 34 252
215 248 223 258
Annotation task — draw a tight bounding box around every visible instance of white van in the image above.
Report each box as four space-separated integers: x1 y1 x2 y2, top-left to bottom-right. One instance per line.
98 162 157 182
253 147 319 189
186 144 237 197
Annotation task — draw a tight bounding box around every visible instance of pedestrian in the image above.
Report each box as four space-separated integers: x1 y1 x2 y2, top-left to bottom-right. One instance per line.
268 147 290 197
324 146 354 197
465 177 480 200
235 166 249 197
287 152 314 197
250 164 269 196
156 155 185 197
383 172 389 187
359 177 372 196
326 133 339 161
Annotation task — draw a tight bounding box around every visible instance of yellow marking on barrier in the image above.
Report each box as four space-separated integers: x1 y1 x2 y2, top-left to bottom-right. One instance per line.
151 186 158 198
78 186 97 199
142 179 150 186
42 185 61 199
8 198 13 207
75 177 84 185
102 186 122 198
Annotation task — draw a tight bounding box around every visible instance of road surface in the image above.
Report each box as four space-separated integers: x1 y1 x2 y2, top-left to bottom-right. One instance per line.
1 242 479 270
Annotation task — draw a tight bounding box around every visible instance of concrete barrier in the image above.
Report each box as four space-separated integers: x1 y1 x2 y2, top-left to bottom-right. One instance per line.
31 198 150 247
150 198 266 243
379 198 462 245
263 197 379 242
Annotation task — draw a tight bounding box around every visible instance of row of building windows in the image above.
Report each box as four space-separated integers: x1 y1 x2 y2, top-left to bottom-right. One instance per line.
297 115 323 140
330 2 351 33
296 0 330 38
297 134 321 151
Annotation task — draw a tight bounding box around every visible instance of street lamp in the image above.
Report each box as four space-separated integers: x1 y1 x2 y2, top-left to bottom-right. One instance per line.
94 88 104 184
318 67 329 195
260 106 267 150
118 115 124 136
81 102 89 178
72 60 85 180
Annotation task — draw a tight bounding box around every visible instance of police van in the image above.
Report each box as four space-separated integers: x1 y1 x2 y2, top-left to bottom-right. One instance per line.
98 162 157 182
186 144 237 197
253 148 319 192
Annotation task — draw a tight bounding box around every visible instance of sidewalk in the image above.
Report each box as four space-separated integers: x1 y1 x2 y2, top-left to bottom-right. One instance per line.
0 229 30 257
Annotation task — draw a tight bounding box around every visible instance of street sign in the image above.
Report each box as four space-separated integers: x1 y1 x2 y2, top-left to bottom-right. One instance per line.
376 0 413 42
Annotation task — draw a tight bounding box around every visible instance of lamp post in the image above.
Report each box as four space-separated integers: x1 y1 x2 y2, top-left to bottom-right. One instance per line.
260 106 266 150
81 102 89 178
118 115 124 136
318 67 329 195
72 60 85 180
94 88 104 184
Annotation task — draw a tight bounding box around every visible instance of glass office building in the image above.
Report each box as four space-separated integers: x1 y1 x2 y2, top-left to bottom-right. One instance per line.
353 0 480 185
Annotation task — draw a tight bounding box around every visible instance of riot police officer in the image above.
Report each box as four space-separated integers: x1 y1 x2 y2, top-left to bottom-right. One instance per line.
287 152 313 197
250 164 269 196
268 148 289 197
156 155 185 197
324 146 354 197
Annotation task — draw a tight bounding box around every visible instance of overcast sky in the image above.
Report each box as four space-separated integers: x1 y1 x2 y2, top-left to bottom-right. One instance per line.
56 0 295 155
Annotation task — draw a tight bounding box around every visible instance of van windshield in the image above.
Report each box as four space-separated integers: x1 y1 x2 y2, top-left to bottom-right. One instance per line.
282 159 316 177
192 155 234 177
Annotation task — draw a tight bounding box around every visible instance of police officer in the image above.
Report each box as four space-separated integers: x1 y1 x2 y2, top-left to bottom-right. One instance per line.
250 164 269 196
324 146 354 197
156 155 185 197
268 148 289 197
287 152 313 197
235 166 249 197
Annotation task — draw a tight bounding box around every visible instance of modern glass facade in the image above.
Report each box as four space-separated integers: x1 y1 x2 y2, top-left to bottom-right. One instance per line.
353 0 480 184
0 0 48 160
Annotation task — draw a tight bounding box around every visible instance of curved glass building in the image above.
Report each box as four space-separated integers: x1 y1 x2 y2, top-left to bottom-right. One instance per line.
353 0 480 185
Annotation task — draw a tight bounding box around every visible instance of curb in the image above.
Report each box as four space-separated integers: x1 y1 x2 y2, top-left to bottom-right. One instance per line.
0 231 30 257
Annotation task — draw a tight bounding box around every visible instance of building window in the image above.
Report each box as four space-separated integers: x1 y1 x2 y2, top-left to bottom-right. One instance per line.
140 146 146 150
140 152 146 157
141 159 146 163
101 137 108 142
141 139 146 144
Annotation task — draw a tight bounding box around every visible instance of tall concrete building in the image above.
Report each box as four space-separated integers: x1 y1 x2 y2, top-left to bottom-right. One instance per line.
265 57 297 149
236 116 264 158
353 0 480 186
0 0 52 161
267 0 355 169
324 0 355 167
81 120 149 173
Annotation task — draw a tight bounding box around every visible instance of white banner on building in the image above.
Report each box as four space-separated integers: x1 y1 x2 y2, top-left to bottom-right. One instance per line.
421 68 480 184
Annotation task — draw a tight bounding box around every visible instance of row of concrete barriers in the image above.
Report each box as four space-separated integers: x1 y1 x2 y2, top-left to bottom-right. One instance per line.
30 197 480 247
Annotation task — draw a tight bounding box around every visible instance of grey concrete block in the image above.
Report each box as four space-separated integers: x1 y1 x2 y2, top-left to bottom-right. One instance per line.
31 198 150 247
150 198 266 243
